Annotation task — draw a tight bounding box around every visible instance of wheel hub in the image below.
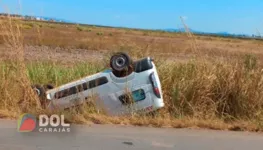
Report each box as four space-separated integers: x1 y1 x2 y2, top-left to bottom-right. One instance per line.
115 57 125 67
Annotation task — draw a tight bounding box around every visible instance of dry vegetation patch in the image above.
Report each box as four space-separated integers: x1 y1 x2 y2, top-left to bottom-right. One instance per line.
0 18 262 132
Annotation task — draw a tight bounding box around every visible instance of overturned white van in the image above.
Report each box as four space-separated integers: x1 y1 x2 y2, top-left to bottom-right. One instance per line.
32 52 164 116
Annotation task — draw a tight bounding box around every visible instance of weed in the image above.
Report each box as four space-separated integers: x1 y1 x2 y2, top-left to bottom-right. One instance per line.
48 24 55 28
77 26 83 31
22 24 32 29
96 32 103 36
243 54 258 70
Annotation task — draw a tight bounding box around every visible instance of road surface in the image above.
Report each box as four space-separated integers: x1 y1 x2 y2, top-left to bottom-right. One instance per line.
0 119 262 150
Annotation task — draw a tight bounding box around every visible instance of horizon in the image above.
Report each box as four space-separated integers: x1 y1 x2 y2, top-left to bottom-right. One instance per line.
0 0 262 35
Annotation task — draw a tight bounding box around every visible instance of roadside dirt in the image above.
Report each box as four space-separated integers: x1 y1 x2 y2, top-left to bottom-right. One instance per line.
0 45 196 64
0 45 106 63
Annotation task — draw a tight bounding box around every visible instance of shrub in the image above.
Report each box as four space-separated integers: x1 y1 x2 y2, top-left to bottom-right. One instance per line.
96 32 103 36
48 24 55 28
76 25 92 32
77 26 84 31
22 24 33 29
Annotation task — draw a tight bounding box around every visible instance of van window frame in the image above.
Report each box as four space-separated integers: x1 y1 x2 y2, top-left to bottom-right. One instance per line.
54 76 108 99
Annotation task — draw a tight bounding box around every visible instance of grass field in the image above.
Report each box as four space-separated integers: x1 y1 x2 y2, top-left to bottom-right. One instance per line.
0 18 263 132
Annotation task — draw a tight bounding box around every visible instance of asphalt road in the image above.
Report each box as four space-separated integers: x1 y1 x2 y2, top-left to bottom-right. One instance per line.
0 119 263 150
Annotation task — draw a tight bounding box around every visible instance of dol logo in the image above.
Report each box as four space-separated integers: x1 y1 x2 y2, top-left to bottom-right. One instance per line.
17 114 71 133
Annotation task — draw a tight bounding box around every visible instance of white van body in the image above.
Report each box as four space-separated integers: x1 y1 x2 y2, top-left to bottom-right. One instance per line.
44 57 164 116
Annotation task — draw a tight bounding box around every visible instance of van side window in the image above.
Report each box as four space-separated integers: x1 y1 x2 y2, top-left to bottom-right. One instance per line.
54 76 108 99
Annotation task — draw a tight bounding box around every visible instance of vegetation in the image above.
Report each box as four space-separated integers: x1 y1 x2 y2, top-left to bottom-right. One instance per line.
96 32 103 35
0 17 262 132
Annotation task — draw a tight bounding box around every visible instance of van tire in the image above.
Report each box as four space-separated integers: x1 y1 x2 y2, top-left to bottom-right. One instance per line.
31 84 45 97
110 52 132 72
31 84 48 108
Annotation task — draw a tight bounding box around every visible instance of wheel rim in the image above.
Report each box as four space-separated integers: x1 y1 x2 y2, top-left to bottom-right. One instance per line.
111 55 128 71
34 88 41 96
115 57 126 67
110 52 132 72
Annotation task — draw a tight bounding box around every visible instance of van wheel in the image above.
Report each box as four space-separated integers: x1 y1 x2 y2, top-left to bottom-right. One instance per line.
31 84 45 97
31 84 48 108
110 52 132 72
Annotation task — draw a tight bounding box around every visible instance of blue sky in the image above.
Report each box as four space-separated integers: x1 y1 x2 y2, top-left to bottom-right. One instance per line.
0 0 263 35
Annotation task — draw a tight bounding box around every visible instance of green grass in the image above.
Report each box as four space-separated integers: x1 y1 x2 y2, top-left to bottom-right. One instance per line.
1 57 262 131
26 62 104 86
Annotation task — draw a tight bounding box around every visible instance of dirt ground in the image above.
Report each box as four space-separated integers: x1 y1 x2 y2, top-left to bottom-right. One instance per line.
0 20 263 64
0 45 105 63
0 45 196 64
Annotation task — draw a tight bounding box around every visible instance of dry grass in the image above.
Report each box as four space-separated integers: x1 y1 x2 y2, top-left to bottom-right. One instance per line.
0 17 263 132
0 16 42 118
1 19 263 62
